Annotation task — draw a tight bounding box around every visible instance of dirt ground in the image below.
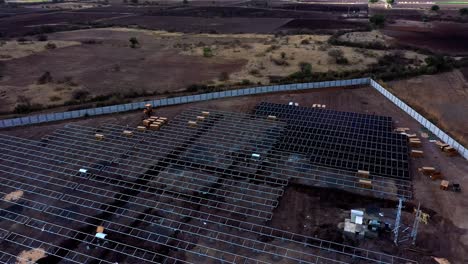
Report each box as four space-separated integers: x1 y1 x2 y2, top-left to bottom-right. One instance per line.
0 27 427 114
0 39 80 60
382 20 468 55
388 70 468 147
0 28 248 113
338 30 394 47
1 85 468 263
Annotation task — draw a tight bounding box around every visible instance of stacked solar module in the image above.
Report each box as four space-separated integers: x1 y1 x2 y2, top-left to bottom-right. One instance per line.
255 102 410 180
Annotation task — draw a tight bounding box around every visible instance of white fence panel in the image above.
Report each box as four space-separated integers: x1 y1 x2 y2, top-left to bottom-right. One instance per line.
370 80 467 160
0 77 369 129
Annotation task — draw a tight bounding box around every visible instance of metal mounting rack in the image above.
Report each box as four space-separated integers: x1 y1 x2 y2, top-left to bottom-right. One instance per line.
0 104 415 264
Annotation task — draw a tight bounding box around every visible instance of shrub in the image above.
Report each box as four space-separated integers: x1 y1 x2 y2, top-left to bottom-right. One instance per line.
280 52 286 59
45 42 57 49
369 14 386 28
17 37 29 43
241 79 252 85
129 37 139 48
37 71 53 84
72 89 90 101
36 34 48 41
186 84 208 92
431 5 440 12
265 45 279 53
203 47 213 57
49 95 62 102
386 0 394 4
328 49 344 59
219 71 229 81
299 62 312 75
249 69 260 76
336 57 349 64
14 96 43 114
300 39 310 45
460 8 468 16
81 39 102 44
368 0 378 3
271 57 289 66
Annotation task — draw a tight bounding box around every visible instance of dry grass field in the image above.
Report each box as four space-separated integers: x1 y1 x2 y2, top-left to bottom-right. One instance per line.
0 27 428 114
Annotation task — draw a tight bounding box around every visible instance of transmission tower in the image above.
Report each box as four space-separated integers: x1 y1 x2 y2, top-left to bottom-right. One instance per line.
393 198 403 245
411 203 421 245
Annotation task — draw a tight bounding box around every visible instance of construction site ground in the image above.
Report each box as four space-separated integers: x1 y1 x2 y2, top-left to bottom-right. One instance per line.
388 69 468 148
2 85 467 263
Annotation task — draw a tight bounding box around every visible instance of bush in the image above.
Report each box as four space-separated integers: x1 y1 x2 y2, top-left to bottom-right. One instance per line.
17 37 29 43
368 0 378 3
37 71 52 84
336 57 349 64
72 89 90 101
300 39 310 45
36 34 48 41
45 42 57 49
265 45 279 53
369 14 386 28
81 39 102 44
241 79 252 85
460 8 468 16
431 5 440 12
49 95 62 102
328 49 344 59
203 47 213 57
186 84 208 92
14 95 43 114
386 0 394 4
328 49 348 64
249 69 260 76
219 71 229 81
299 62 312 75
271 57 289 66
129 37 139 48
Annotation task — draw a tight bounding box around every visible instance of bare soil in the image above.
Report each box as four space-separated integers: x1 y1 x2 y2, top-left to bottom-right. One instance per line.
2 85 467 263
388 70 468 147
382 20 468 55
103 15 291 34
0 27 428 114
279 18 367 31
0 28 247 113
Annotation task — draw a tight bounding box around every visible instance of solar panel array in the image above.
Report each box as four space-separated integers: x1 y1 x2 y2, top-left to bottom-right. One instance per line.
0 106 415 264
255 102 410 180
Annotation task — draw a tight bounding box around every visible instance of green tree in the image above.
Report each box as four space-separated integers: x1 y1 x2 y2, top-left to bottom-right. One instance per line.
431 5 440 12
299 62 312 75
369 14 386 28
459 8 468 16
368 0 378 3
386 0 394 4
129 37 139 48
203 47 213 57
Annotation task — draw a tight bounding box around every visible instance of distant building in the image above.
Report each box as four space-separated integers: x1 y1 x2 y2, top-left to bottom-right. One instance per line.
5 0 53 4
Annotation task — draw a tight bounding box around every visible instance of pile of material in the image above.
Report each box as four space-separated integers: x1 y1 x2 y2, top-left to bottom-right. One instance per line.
141 116 168 131
435 141 458 156
418 167 443 180
188 111 209 128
